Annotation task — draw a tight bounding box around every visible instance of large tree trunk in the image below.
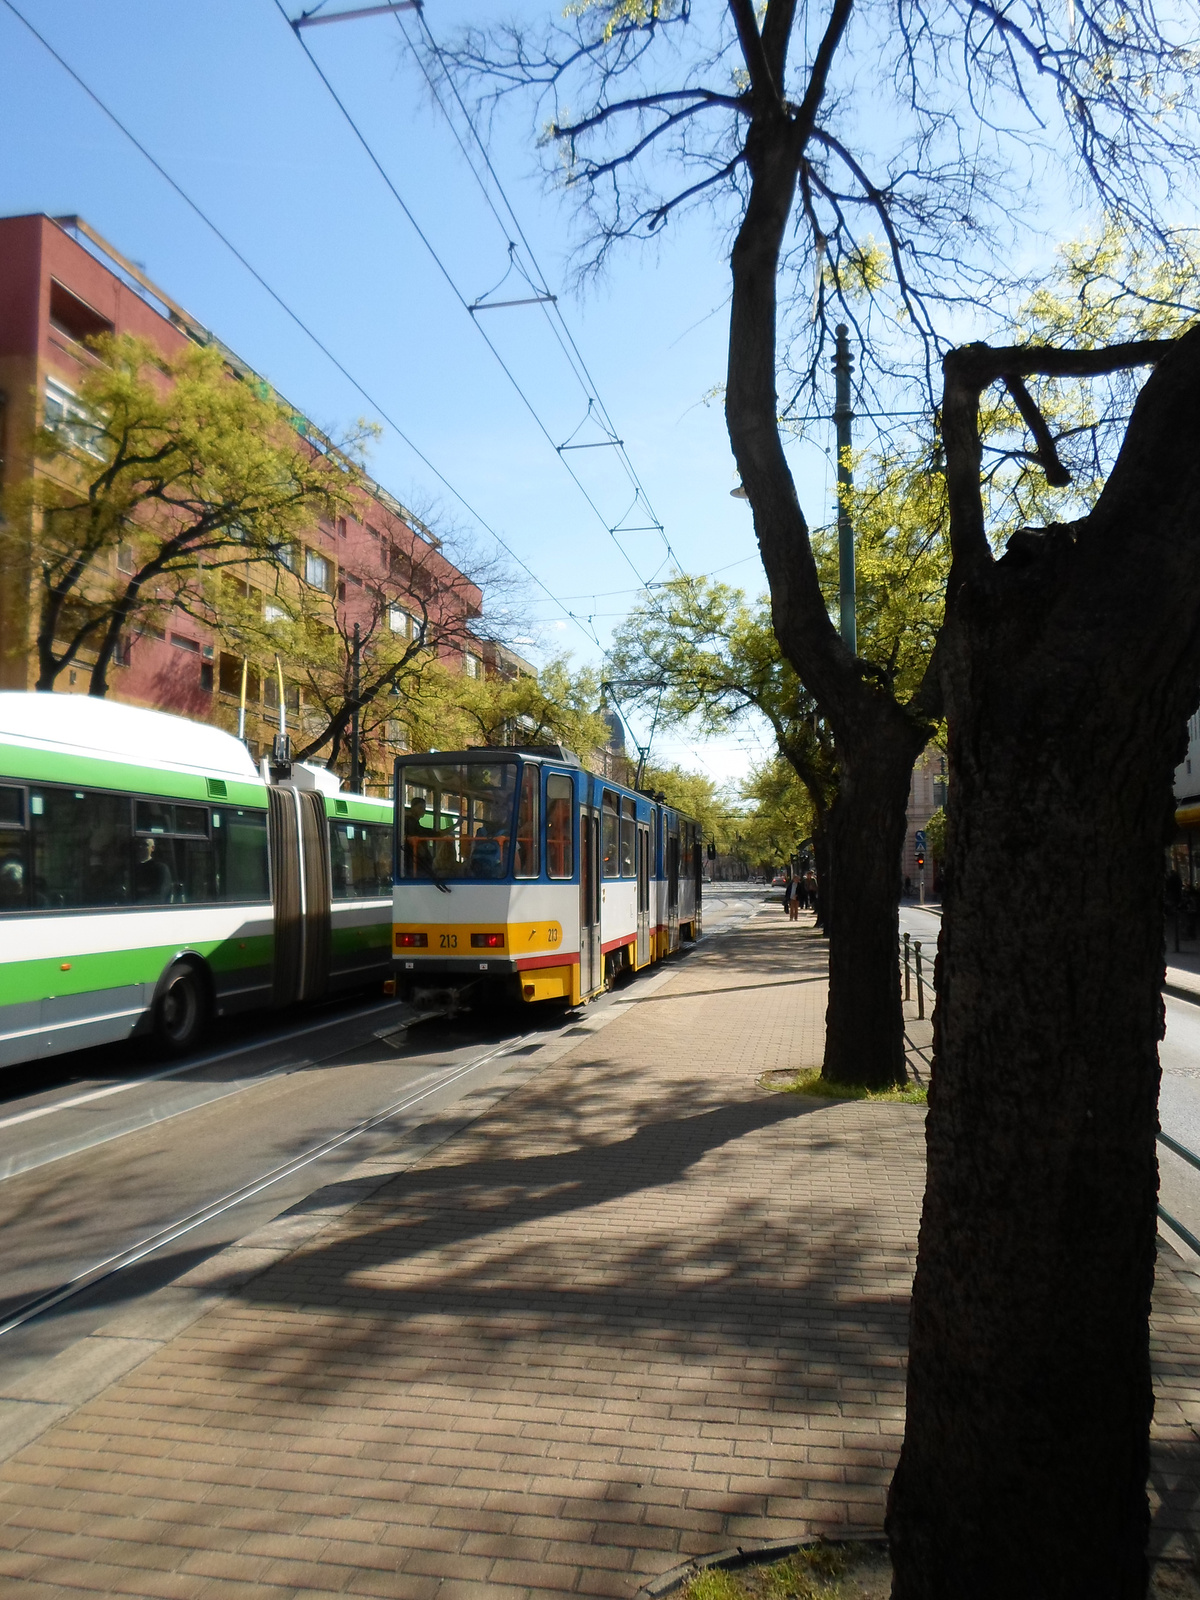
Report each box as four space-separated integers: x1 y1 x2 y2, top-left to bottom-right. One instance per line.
824 726 918 1089
888 334 1200 1595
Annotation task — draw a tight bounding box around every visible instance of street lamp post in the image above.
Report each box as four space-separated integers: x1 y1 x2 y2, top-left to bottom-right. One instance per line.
833 324 856 654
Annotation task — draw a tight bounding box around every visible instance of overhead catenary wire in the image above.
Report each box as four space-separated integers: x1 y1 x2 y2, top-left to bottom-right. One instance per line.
396 2 685 575
274 0 680 603
0 0 604 651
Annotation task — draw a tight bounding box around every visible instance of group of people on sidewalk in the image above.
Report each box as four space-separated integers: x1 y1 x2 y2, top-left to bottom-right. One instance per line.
781 868 817 921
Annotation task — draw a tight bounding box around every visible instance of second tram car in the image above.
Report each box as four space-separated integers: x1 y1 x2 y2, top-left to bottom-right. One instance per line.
392 746 702 1005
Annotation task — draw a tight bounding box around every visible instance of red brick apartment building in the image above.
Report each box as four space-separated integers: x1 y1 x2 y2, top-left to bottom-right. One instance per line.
0 213 506 786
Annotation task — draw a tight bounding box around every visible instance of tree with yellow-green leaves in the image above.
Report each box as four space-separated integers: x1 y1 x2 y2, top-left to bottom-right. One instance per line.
2 334 354 698
209 525 499 785
403 652 612 761
740 757 815 875
451 0 1200 1560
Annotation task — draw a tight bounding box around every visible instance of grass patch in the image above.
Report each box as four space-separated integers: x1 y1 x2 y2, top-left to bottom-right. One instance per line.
681 1543 884 1600
778 1069 927 1105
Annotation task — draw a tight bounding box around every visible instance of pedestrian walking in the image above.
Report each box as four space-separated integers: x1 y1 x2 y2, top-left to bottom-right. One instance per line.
786 874 801 922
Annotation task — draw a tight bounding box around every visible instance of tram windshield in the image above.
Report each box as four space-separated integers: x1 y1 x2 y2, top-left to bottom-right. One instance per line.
398 761 518 879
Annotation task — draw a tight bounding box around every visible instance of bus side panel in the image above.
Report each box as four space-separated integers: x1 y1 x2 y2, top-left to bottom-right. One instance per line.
0 905 273 1068
329 899 394 991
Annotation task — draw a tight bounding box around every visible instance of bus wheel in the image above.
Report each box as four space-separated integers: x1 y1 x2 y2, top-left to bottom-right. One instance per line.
154 963 208 1055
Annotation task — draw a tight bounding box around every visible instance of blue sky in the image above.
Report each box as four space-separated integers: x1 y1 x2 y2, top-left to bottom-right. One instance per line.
0 0 843 786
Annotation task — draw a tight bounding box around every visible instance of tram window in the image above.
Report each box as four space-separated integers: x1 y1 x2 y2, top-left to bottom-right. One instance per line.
620 798 636 876
30 788 132 909
0 786 28 911
213 809 269 902
545 774 574 879
330 820 392 898
601 790 619 878
514 765 540 878
398 762 516 879
133 799 214 904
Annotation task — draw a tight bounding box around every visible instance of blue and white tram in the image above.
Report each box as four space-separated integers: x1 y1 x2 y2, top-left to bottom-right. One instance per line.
391 747 703 1005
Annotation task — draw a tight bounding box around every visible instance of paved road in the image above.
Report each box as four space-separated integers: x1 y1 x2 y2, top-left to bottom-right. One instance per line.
899 900 1200 1258
0 885 765 1390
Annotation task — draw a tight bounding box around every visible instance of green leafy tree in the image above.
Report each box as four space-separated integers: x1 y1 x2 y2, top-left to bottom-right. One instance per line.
404 652 611 759
2 334 351 697
451 0 1200 1564
740 757 815 874
638 760 745 854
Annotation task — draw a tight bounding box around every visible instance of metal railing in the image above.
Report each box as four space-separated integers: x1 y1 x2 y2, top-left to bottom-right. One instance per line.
901 931 934 1021
897 933 1200 1257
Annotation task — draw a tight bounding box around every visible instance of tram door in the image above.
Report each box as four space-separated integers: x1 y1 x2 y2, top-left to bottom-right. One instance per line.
579 807 602 996
667 824 681 951
636 823 651 967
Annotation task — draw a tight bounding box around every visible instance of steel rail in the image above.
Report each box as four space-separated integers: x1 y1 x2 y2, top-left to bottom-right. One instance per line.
0 1034 528 1340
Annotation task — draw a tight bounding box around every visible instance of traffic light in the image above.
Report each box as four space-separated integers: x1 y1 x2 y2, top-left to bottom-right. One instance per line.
915 851 925 869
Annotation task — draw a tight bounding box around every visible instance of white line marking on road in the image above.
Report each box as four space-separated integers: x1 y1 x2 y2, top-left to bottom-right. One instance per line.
0 1035 526 1340
0 999 410 1134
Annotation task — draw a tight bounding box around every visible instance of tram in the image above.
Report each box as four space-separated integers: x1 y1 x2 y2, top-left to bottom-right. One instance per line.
0 694 394 1068
392 746 703 1006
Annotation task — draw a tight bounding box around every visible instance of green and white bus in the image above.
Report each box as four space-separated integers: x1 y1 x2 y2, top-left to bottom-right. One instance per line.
0 693 395 1069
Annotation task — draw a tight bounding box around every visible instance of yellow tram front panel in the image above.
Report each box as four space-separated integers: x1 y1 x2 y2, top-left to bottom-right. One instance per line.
393 921 564 957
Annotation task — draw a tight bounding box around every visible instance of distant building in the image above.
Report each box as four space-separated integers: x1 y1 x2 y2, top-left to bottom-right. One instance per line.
0 213 485 791
904 743 946 896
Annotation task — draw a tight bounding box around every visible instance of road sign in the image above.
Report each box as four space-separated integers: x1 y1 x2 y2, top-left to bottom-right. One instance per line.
914 829 926 852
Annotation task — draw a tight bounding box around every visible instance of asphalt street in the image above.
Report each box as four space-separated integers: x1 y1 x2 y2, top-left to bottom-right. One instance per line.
899 900 1200 1263
0 884 763 1392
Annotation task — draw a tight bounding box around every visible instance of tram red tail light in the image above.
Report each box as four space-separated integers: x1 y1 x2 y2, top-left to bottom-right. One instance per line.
471 932 505 948
394 931 428 948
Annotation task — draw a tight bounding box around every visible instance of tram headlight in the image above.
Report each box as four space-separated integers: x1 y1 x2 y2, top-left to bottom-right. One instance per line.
471 932 505 948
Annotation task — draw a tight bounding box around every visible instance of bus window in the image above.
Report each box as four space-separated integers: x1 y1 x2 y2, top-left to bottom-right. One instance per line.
514 765 540 878
212 809 269 902
0 785 28 911
31 788 132 909
620 798 636 876
601 790 619 878
546 773 574 879
330 821 392 898
134 800 214 904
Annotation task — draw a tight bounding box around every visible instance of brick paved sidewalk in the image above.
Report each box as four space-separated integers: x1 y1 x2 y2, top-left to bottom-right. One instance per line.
1 910 1199 1598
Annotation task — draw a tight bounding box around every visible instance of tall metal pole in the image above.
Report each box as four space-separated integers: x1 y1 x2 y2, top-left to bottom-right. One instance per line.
350 622 361 794
833 324 857 654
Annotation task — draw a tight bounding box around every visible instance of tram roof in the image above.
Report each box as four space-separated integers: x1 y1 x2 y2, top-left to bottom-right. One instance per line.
0 693 260 783
397 746 584 766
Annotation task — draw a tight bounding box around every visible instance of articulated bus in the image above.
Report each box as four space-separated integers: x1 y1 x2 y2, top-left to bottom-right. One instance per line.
392 746 702 1006
0 694 394 1069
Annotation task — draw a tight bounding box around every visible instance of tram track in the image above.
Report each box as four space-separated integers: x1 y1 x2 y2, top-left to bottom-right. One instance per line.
0 1033 527 1342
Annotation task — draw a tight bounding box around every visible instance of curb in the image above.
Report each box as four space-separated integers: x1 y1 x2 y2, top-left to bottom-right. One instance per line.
635 1533 887 1597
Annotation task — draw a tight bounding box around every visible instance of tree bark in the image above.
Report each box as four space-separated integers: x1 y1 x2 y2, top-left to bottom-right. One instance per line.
823 719 917 1088
726 108 932 1086
888 328 1200 1597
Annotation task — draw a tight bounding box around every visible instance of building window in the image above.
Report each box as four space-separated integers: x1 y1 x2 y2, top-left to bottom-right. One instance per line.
465 652 483 679
171 633 200 653
264 602 286 623
389 605 410 636
200 661 214 692
277 543 297 572
44 378 103 458
116 542 135 574
48 280 113 346
305 550 332 592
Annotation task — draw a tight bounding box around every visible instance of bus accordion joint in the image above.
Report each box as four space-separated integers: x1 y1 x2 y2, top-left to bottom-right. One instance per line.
471 932 505 948
395 931 428 948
